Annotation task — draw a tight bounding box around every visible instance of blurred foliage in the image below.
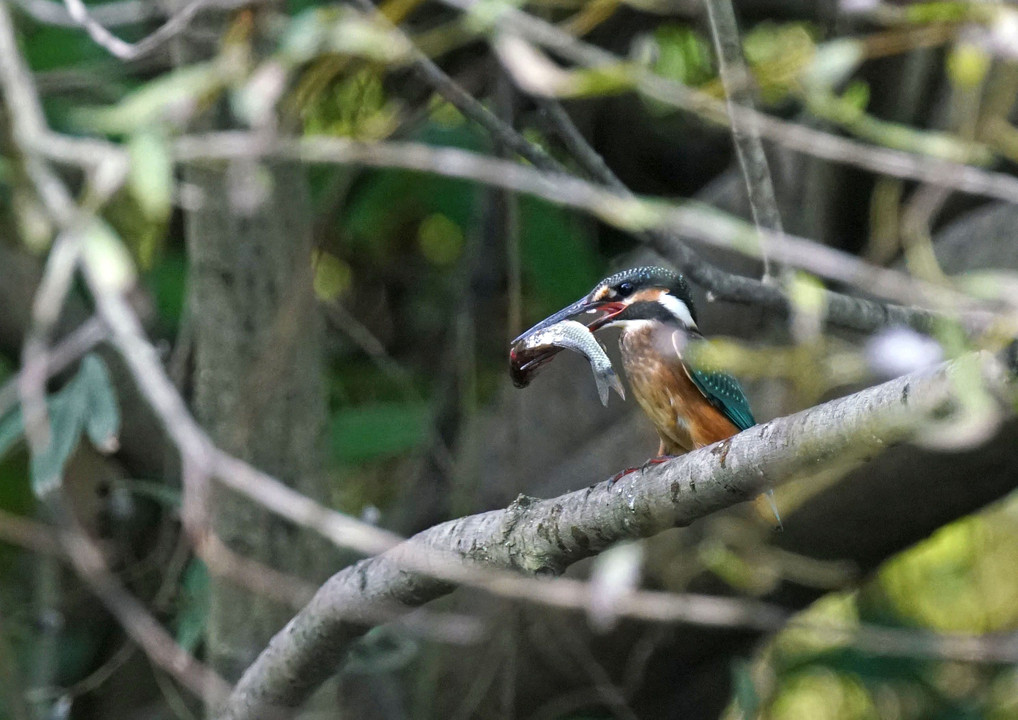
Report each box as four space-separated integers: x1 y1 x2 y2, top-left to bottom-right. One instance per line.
330 400 431 464
743 504 1018 720
0 354 120 498
297 65 402 138
144 248 188 331
3 0 1018 718
175 559 210 653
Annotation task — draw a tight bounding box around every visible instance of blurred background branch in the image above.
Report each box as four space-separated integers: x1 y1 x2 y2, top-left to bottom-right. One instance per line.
2 0 1018 718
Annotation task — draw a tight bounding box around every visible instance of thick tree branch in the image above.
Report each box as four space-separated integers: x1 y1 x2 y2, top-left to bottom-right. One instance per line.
219 353 1013 719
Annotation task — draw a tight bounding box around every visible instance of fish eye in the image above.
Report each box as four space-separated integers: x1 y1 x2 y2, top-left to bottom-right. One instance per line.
616 281 635 297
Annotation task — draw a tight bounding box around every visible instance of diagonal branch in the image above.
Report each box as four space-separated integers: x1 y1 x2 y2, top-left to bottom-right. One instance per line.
174 132 975 332
13 0 158 28
218 352 1014 719
352 0 561 172
61 0 213 61
537 98 921 335
454 0 1018 203
56 506 232 704
0 0 988 338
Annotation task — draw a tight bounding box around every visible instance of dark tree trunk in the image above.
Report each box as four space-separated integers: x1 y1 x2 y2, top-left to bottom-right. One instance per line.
184 159 332 683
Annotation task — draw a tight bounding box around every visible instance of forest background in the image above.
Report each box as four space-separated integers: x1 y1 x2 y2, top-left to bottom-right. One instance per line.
2 0 1018 718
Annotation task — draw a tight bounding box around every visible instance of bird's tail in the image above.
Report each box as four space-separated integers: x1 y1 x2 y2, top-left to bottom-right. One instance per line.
752 489 783 530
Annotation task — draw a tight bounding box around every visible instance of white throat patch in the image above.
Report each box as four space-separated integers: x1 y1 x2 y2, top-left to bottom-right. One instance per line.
658 293 697 328
606 319 655 333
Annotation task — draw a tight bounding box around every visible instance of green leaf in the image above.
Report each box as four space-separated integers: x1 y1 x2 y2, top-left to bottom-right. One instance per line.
731 659 760 719
11 354 123 499
128 130 174 224
312 250 352 301
175 559 210 653
840 80 870 113
79 355 121 453
82 221 137 293
30 390 87 498
904 1 975 24
280 8 410 65
803 38 864 91
72 63 222 134
646 25 714 86
417 213 464 266
145 250 187 330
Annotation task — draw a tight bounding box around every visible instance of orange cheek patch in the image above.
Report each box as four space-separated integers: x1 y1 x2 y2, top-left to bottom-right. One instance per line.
630 288 663 304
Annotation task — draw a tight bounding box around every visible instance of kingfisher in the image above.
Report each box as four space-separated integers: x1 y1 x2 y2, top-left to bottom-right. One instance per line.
516 266 780 524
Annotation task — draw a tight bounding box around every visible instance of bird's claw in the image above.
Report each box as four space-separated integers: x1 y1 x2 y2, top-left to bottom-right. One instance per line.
606 455 678 489
607 466 639 488
639 454 677 473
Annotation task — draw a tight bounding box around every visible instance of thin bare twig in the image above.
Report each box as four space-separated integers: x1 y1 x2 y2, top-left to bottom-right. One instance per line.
19 233 85 455
0 316 107 418
703 0 781 281
351 0 561 171
537 99 616 189
26 643 137 704
61 0 212 61
12 0 158 28
0 508 63 556
174 132 979 329
450 0 1018 204
57 507 231 703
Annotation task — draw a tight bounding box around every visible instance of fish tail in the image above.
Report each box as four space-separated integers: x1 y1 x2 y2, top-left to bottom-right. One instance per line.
595 375 610 406
609 370 626 401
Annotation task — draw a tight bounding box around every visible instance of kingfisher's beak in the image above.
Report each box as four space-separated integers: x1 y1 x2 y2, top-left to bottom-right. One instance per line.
512 293 625 344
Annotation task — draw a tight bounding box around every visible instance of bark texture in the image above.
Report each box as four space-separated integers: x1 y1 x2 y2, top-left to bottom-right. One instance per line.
185 160 330 682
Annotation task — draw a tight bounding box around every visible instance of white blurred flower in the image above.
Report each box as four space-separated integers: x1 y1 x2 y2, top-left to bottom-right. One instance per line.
839 0 879 13
865 326 944 380
588 541 643 632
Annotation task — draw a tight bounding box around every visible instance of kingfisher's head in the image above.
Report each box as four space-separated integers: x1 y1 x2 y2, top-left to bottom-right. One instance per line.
514 266 697 342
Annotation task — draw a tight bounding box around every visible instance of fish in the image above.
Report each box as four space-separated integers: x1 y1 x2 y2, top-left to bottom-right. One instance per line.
510 319 625 406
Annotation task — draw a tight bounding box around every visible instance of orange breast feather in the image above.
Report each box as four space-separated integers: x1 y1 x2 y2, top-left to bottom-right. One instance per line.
620 326 740 456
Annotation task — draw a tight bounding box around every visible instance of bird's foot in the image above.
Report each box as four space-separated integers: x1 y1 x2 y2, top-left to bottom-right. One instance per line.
607 455 679 489
607 466 639 488
640 454 678 473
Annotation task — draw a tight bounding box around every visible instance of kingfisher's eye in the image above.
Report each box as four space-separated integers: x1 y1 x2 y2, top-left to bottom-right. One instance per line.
616 282 635 297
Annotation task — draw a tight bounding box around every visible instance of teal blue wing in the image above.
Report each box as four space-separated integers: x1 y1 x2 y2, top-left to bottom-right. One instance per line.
688 368 755 431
